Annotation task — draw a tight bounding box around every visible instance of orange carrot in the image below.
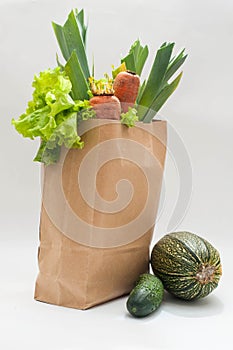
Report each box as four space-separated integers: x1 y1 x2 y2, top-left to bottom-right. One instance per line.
89 75 121 120
89 95 121 120
113 71 140 113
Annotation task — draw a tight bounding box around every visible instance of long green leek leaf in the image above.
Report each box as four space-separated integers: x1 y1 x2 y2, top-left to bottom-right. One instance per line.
136 79 146 103
75 8 87 47
65 51 89 100
121 39 149 76
63 10 89 78
52 23 70 61
142 72 183 123
164 49 187 83
136 45 149 76
137 42 174 119
121 52 136 73
52 9 90 79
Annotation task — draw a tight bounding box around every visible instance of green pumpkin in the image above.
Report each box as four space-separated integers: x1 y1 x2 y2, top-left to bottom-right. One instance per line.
151 231 222 300
126 273 164 317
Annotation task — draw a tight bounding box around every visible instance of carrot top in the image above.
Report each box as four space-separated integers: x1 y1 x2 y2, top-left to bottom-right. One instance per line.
89 74 114 96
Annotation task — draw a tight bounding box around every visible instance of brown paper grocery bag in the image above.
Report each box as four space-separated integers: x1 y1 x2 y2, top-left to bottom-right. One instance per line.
34 119 167 309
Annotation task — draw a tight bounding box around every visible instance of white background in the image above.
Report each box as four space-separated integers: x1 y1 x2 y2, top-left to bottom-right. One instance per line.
0 0 233 349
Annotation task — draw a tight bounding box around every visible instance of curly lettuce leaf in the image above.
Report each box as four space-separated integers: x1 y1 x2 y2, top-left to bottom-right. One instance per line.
34 140 61 166
12 67 75 139
12 67 95 165
34 112 84 165
48 112 84 149
121 107 138 127
12 106 55 140
26 67 72 114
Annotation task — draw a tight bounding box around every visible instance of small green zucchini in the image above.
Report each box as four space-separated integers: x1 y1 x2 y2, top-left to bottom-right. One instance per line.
126 273 164 317
151 231 222 300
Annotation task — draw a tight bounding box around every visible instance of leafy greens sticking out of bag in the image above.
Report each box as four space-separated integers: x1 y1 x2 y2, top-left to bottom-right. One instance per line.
12 8 187 165
12 67 95 165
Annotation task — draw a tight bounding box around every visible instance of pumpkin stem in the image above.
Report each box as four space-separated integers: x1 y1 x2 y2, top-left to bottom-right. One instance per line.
196 264 216 284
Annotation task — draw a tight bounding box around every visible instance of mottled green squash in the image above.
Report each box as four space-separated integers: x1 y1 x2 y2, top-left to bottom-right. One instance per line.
151 231 222 300
126 273 164 317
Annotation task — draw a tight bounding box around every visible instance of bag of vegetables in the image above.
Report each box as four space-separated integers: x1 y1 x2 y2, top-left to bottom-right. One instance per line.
12 9 186 309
